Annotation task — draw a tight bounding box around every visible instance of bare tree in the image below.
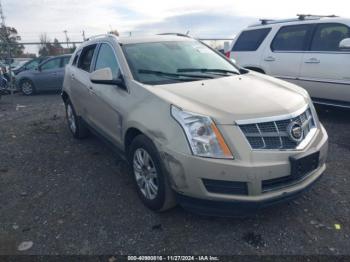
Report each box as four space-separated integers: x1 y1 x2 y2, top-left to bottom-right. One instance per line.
38 33 53 56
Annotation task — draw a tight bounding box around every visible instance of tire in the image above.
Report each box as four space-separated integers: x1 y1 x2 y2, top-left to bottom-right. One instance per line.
128 134 176 211
20 79 35 95
65 99 89 139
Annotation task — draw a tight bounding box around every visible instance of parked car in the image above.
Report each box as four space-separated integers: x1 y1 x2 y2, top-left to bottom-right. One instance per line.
16 55 71 95
230 15 350 108
62 34 328 215
13 56 51 75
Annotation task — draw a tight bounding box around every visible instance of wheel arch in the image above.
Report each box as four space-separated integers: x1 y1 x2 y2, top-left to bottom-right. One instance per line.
61 90 69 104
124 127 143 153
19 77 35 87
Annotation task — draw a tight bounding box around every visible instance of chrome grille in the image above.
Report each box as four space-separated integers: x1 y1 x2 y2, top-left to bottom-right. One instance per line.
239 108 316 150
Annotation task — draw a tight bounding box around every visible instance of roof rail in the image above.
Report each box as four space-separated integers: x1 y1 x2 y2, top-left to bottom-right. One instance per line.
297 14 338 20
157 32 192 38
250 14 338 27
85 34 118 42
260 19 275 25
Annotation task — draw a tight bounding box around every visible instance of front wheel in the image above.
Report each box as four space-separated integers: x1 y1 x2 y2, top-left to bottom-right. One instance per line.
20 80 35 95
128 135 176 211
65 100 89 139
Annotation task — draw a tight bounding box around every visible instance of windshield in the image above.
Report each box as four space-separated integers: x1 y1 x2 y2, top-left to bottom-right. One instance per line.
122 41 240 85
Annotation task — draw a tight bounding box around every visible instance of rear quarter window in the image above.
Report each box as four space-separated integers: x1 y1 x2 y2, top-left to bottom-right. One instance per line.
232 28 271 51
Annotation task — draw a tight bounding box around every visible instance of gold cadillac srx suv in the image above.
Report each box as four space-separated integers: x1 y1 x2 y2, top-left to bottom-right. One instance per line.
62 34 328 215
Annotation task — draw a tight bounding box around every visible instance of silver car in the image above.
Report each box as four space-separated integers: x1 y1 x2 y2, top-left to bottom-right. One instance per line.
16 54 71 95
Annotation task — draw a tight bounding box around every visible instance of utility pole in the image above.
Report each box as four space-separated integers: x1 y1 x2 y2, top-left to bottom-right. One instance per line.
0 0 6 28
63 30 69 48
82 30 86 41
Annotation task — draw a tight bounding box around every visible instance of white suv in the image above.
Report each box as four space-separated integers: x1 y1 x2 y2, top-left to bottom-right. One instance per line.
230 15 350 108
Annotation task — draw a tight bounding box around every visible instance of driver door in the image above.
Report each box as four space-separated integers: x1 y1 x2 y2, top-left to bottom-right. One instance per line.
36 57 61 89
87 43 126 145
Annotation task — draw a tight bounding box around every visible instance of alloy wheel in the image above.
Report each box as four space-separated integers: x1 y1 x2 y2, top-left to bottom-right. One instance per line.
133 148 159 200
21 81 33 95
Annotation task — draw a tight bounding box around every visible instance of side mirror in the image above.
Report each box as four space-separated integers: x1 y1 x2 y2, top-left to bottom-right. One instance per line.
90 67 125 88
339 38 350 50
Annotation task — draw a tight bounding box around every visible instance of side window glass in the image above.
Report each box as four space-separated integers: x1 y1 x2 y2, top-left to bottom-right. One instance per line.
72 52 80 66
311 23 350 51
78 45 97 72
94 43 120 79
272 24 313 51
232 28 271 51
26 60 39 70
41 58 61 71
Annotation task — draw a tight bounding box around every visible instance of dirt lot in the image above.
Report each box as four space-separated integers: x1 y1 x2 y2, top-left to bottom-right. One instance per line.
0 93 350 255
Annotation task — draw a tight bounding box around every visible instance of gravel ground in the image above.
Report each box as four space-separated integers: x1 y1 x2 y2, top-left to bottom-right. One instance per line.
0 93 349 255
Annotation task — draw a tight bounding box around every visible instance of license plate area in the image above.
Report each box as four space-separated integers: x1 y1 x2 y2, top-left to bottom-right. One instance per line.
290 150 320 179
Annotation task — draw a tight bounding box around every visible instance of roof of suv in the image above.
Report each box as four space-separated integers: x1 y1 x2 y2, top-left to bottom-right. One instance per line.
249 17 350 29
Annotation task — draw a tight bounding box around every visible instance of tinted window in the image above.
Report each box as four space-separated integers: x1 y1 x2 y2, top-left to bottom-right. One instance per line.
311 23 350 51
94 43 120 79
232 28 271 51
272 24 313 51
61 56 71 67
72 52 79 66
25 59 40 70
41 58 60 71
78 45 96 72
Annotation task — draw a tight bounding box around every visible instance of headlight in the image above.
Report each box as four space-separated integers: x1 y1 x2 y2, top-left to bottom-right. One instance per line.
171 105 233 159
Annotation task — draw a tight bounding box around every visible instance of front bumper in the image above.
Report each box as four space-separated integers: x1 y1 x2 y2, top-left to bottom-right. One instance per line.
176 172 323 216
161 123 328 213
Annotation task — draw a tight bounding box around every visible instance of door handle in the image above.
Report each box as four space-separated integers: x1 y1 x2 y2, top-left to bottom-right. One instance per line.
305 58 320 64
264 56 275 62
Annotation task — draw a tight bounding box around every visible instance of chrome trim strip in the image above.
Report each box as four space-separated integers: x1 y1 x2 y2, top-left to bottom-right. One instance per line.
235 104 309 125
273 121 283 149
255 124 266 148
296 127 317 150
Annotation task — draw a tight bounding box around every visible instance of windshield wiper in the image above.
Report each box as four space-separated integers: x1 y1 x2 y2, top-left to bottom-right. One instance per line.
177 68 239 75
138 69 214 79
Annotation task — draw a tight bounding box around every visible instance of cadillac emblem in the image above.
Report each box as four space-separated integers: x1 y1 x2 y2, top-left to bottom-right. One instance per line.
287 121 304 142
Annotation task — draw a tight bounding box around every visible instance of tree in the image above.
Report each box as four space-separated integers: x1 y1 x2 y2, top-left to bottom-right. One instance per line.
53 38 62 49
0 26 24 59
38 33 53 56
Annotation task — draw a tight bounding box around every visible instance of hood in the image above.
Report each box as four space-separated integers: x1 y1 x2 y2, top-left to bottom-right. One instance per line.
146 72 310 124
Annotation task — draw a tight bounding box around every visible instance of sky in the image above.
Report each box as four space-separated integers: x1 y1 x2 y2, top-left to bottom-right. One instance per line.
2 0 350 54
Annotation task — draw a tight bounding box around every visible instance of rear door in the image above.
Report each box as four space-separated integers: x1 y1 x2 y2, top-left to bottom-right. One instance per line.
261 24 314 81
35 57 61 89
299 23 350 103
73 44 98 120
